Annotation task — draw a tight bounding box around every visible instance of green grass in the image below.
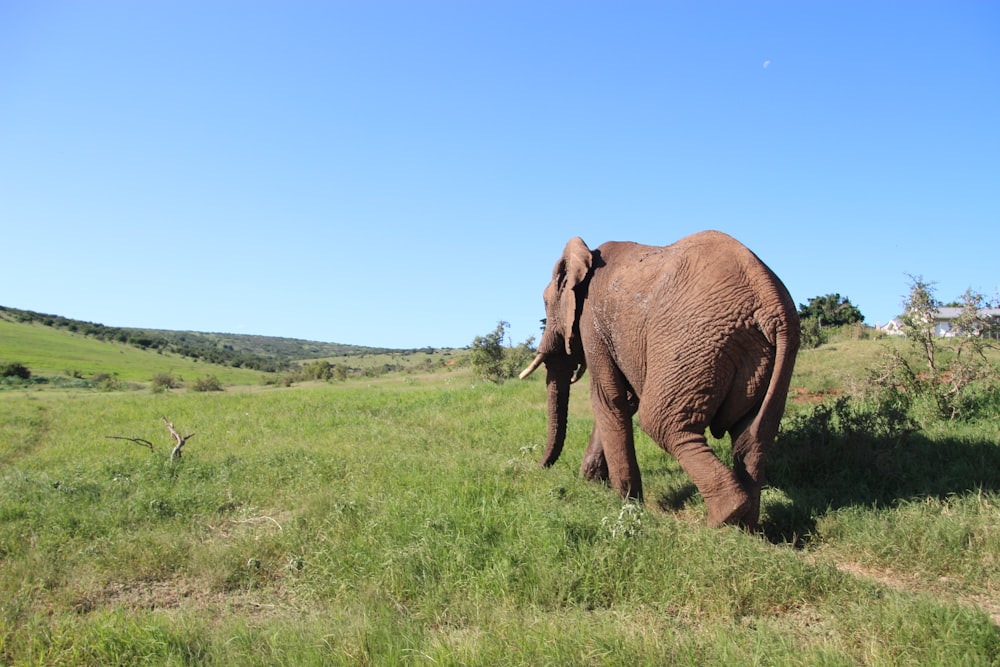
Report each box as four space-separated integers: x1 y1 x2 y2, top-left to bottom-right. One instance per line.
2 323 1000 663
2 362 999 665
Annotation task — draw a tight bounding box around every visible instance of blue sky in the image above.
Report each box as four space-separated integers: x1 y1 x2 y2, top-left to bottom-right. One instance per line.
2 2 998 349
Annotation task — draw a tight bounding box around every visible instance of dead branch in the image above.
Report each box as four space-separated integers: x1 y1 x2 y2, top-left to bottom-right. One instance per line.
162 417 195 461
105 435 156 453
106 417 194 461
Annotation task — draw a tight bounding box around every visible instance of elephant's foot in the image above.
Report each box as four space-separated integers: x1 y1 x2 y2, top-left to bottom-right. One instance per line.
705 489 751 528
580 451 609 483
736 493 762 532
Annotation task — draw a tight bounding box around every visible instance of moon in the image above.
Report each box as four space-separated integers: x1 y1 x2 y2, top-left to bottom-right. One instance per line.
763 59 771 69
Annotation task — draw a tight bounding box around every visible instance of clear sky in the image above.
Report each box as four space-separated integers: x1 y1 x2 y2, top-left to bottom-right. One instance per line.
2 2 998 349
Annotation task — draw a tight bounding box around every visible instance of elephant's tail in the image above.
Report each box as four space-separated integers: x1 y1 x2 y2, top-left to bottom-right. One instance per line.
738 316 800 458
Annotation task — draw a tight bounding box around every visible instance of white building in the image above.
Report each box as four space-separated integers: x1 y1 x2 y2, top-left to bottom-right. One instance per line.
880 307 1000 338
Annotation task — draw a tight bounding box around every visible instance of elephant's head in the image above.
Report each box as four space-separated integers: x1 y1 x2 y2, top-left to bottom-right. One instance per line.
520 237 594 467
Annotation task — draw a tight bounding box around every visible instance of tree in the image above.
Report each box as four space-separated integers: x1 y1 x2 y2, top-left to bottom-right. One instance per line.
470 321 508 383
470 321 535 383
898 275 940 374
950 288 998 342
797 293 864 328
797 293 864 348
868 275 998 422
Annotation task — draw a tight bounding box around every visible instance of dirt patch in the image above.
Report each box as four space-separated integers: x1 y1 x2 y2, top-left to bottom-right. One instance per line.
69 579 297 621
833 560 1000 626
790 387 841 405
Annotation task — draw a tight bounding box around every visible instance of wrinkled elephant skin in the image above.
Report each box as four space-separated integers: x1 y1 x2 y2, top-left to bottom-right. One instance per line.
521 230 799 530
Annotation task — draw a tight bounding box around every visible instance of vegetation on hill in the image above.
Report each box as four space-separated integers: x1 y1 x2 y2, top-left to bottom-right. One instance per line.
1 312 466 392
0 306 434 373
0 316 268 389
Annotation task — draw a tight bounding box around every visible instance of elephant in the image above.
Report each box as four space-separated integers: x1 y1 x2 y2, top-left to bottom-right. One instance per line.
519 230 799 529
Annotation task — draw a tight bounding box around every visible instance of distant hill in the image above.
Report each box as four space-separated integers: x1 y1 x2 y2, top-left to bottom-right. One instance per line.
0 306 433 373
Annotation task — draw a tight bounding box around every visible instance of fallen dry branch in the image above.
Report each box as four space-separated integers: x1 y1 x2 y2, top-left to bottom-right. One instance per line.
105 435 156 452
106 417 195 461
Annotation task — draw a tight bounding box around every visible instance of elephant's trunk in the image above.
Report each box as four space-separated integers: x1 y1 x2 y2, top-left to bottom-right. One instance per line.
539 356 574 468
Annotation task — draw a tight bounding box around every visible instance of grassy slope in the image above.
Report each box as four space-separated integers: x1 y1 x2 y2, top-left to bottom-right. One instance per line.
1 328 999 664
0 316 466 385
0 318 266 385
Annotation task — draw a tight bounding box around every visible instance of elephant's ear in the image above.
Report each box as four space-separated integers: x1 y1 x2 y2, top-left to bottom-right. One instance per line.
557 237 593 356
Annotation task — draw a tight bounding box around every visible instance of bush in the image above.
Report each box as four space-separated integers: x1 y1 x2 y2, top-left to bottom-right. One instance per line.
92 373 123 392
150 373 179 393
799 317 825 349
0 362 31 380
190 375 224 392
300 360 334 381
770 395 918 503
470 321 536 383
867 277 1000 423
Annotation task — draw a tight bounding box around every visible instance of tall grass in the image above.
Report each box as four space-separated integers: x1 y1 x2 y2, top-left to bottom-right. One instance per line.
2 366 999 664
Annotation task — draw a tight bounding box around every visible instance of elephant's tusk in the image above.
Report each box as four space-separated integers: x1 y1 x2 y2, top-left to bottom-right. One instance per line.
519 353 545 379
570 361 587 384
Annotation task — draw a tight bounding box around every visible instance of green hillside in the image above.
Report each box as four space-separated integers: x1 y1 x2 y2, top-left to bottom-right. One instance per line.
0 309 468 390
0 306 433 372
0 318 266 386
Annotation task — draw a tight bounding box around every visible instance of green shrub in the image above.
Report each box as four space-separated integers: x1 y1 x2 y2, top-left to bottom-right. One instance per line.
190 375 223 392
799 317 825 349
470 321 535 383
300 360 328 381
770 395 918 509
92 373 123 391
150 373 179 393
0 361 31 380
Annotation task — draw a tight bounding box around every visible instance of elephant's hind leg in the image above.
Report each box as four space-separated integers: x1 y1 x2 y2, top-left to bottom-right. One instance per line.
731 424 772 531
732 452 762 531
655 426 750 527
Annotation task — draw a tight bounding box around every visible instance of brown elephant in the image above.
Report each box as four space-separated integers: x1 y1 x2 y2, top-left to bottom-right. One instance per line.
520 230 799 529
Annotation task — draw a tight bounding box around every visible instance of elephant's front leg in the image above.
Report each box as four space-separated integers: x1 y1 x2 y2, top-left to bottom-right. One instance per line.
581 388 638 483
580 424 609 483
590 380 643 501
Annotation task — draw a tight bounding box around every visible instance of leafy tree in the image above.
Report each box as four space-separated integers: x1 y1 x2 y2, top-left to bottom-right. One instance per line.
798 294 864 328
470 321 535 383
867 276 999 422
504 334 537 380
470 322 508 383
898 275 940 373
950 288 1000 341
797 293 864 348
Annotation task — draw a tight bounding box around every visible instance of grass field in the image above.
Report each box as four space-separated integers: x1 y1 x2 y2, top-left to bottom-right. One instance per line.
2 322 1000 664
